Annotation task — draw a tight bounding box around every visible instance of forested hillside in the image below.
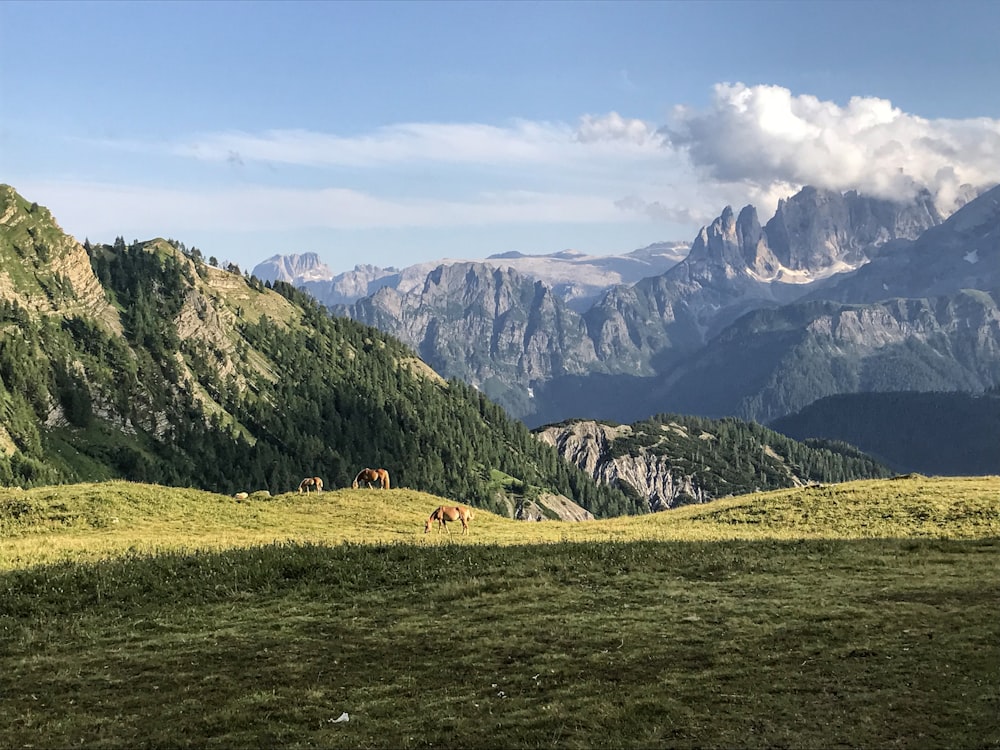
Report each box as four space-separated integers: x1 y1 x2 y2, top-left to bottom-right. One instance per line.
0 185 635 517
537 414 892 511
770 389 1000 475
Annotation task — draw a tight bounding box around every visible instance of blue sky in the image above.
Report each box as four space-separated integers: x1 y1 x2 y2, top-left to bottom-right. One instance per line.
2 0 999 274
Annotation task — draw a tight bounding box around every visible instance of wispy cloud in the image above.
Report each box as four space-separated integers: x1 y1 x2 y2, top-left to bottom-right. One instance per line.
21 181 631 238
576 112 658 145
167 117 665 169
28 84 1000 257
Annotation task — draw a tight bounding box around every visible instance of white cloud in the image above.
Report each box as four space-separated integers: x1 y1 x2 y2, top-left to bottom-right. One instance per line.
664 82 1000 215
27 83 1000 261
576 112 658 145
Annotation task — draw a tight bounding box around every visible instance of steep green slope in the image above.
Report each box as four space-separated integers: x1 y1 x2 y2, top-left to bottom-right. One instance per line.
0 186 635 517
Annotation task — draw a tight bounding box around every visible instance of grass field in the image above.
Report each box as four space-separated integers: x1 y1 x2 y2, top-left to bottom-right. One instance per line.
2 476 999 748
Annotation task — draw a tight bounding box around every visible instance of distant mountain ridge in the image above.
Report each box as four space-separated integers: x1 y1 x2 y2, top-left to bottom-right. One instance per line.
308 184 1000 431
252 241 689 313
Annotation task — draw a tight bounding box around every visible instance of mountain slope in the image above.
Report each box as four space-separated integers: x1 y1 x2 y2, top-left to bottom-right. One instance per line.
0 185 636 518
536 415 891 511
770 389 1000 475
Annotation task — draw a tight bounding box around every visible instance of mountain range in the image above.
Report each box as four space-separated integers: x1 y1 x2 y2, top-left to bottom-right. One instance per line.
1 184 895 515
252 241 689 313
255 185 1000 455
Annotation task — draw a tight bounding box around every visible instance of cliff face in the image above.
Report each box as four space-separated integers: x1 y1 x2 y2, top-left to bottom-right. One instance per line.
534 416 891 511
764 186 942 272
0 185 122 334
534 420 711 512
342 262 604 412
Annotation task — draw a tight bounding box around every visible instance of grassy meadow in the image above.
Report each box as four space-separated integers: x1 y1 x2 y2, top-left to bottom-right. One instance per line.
2 476 999 748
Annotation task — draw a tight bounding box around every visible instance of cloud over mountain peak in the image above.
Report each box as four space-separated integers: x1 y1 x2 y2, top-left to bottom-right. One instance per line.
664 83 1000 217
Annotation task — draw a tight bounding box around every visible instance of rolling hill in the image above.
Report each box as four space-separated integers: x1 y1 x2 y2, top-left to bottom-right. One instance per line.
3 477 999 747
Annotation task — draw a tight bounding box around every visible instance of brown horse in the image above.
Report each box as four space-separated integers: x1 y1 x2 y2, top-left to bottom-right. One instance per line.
352 468 390 489
298 476 323 493
424 505 473 535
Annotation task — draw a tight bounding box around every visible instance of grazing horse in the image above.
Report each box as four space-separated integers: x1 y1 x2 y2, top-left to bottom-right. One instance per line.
424 505 473 535
298 476 324 493
352 468 390 489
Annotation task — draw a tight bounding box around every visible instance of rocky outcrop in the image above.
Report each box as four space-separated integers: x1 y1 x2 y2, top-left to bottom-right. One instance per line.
534 416 889 510
516 492 595 521
534 420 711 512
0 184 122 334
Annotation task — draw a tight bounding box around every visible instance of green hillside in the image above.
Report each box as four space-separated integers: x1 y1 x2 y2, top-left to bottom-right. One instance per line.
4 475 998 569
771 389 1000 475
0 185 634 518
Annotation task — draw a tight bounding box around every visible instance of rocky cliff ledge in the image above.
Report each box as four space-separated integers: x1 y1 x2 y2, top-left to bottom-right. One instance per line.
535 420 711 512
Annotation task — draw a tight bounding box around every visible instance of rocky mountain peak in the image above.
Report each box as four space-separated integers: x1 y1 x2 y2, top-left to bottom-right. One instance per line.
684 202 780 282
735 204 782 278
687 204 742 269
764 186 940 274
252 252 333 284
